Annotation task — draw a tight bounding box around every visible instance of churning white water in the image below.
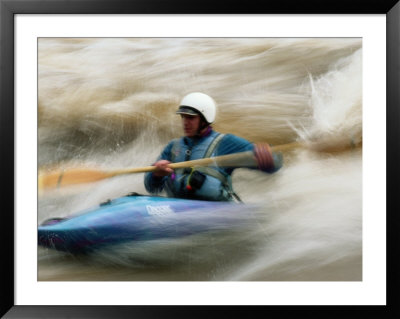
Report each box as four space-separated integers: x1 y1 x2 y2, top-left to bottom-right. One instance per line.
38 38 362 281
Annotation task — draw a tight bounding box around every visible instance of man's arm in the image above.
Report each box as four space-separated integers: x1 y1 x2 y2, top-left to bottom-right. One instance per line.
216 134 283 173
144 141 175 194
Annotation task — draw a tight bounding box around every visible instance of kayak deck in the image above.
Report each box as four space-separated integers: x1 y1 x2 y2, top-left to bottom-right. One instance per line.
38 193 237 253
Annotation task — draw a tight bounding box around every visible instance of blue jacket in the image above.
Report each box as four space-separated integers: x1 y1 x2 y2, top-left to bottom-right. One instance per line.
144 129 283 201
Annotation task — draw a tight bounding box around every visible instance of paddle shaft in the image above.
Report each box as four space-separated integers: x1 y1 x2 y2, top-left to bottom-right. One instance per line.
106 141 302 176
38 140 318 190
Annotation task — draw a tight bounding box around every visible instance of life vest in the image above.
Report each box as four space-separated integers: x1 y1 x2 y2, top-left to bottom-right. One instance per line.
164 131 237 201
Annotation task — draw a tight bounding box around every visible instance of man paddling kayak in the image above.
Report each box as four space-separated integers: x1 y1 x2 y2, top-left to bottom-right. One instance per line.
144 92 283 201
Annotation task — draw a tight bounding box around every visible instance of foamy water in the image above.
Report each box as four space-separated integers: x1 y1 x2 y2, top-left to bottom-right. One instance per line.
38 38 362 281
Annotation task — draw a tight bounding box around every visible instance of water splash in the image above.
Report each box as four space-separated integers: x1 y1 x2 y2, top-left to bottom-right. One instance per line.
38 38 362 281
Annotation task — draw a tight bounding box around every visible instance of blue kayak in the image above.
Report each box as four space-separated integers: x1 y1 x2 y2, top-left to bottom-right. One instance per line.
38 193 242 253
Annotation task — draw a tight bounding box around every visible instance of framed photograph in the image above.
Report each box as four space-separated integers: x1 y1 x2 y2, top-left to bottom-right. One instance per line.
1 0 398 318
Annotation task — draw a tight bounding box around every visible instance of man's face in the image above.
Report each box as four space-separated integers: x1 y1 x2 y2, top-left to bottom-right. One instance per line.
181 114 201 137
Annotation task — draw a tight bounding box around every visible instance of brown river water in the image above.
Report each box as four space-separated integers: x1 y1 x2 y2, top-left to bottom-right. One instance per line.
38 37 362 281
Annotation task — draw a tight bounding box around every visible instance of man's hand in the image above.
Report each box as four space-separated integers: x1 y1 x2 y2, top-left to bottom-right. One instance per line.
254 143 274 170
152 160 174 177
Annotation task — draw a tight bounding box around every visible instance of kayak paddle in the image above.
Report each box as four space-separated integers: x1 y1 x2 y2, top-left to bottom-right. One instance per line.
38 139 360 191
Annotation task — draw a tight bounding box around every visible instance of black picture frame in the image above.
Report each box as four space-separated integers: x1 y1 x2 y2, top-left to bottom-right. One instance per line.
1 0 399 318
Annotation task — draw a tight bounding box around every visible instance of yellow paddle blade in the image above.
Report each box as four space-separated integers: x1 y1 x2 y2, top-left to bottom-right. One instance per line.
38 168 114 190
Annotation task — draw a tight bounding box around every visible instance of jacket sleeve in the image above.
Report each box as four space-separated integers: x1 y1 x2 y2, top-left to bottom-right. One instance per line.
144 141 174 194
215 134 283 174
264 151 283 173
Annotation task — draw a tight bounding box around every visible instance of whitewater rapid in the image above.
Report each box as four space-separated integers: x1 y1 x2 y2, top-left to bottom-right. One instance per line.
38 37 362 281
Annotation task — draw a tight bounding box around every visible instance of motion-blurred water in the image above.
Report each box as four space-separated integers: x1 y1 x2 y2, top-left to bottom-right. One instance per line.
38 38 362 281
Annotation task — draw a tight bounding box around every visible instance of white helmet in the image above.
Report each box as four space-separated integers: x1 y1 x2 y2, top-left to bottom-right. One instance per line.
176 92 217 124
